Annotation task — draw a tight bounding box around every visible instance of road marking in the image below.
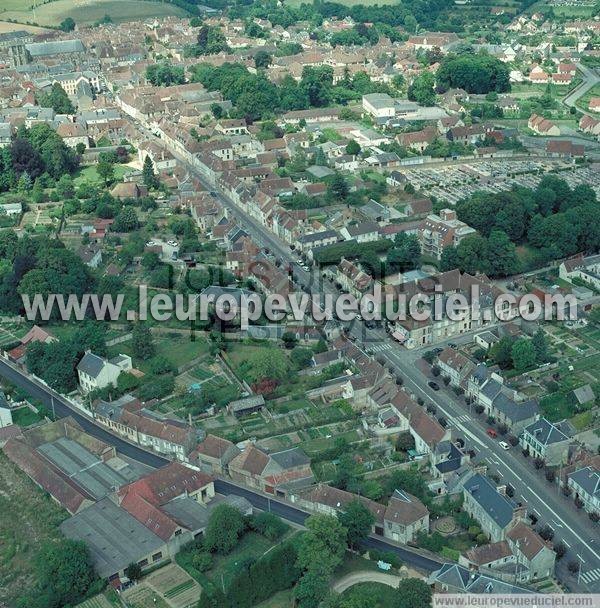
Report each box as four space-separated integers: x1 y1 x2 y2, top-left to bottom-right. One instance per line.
577 554 586 564
383 349 600 563
563 540 571 548
581 568 600 584
525 487 600 561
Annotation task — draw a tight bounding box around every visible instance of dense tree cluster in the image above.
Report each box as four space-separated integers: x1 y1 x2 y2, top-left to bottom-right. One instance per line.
36 83 75 114
145 62 185 86
17 539 99 608
330 23 379 47
436 52 511 94
26 322 106 392
450 176 600 271
313 239 392 266
407 71 436 106
185 23 230 56
189 62 393 121
229 0 475 33
489 329 550 371
295 514 347 608
0 124 79 193
0 233 93 315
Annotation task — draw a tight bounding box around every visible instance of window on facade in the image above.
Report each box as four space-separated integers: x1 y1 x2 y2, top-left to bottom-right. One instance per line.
152 552 163 562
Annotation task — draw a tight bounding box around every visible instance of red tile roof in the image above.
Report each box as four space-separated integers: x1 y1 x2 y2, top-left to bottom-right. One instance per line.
118 462 213 506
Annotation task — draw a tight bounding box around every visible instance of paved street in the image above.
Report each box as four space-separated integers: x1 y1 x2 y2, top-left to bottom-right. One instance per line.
173 159 600 592
0 356 446 576
564 62 600 113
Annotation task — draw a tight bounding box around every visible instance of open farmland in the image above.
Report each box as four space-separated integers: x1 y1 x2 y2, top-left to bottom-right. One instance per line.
0 0 189 28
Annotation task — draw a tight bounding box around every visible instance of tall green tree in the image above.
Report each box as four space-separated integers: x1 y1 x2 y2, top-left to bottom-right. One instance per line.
396 578 432 608
203 504 246 554
297 514 347 575
27 539 97 608
142 155 157 189
96 157 115 185
327 172 349 202
532 329 549 364
512 338 536 372
407 72 436 106
37 82 75 114
132 323 155 360
337 501 375 549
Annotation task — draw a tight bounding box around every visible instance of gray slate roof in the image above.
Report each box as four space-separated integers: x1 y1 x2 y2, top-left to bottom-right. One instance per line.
38 437 136 500
523 417 571 445
492 393 539 423
463 473 517 529
270 447 310 469
27 39 85 57
429 563 532 594
77 352 106 378
569 466 600 499
60 498 165 578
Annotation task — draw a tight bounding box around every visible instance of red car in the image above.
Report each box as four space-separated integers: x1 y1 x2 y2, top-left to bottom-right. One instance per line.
486 428 497 438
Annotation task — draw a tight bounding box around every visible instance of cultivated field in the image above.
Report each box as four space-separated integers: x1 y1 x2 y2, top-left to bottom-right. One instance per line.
122 584 170 608
146 563 201 608
75 594 114 608
0 0 189 28
0 21 52 34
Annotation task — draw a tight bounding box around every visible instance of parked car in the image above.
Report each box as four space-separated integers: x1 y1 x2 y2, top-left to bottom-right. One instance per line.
428 381 440 391
486 428 498 438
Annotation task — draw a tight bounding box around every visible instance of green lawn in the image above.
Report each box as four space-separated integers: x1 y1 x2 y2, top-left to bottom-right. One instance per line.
539 390 581 422
108 334 210 372
207 533 274 589
11 407 44 427
74 164 129 186
1 0 188 26
570 410 596 432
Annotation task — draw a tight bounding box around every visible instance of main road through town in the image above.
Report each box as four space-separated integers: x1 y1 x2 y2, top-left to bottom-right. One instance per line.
155 142 600 591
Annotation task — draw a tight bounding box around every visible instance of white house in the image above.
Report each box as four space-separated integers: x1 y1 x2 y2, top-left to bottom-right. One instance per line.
77 352 132 393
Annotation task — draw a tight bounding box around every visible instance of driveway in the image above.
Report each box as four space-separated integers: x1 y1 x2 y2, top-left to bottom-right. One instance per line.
332 571 402 593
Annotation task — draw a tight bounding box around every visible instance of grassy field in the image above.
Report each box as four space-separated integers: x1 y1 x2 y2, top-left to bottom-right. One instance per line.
576 84 600 113
1 0 189 27
11 406 44 427
74 164 129 186
75 594 114 608
532 1 595 17
0 21 52 33
206 532 275 589
0 452 68 607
